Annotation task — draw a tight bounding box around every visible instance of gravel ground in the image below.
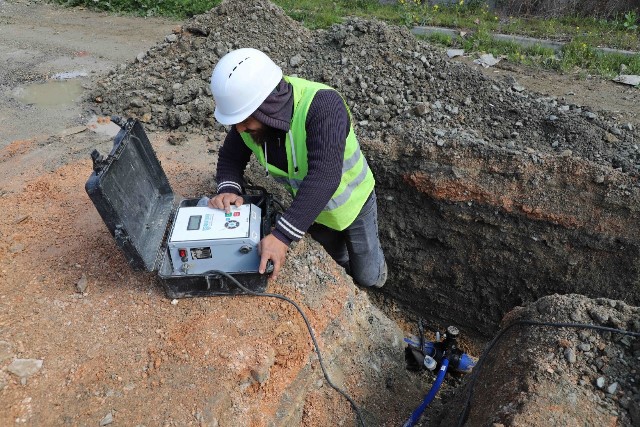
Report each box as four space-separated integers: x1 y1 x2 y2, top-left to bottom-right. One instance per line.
439 294 640 426
1 0 638 425
90 0 640 175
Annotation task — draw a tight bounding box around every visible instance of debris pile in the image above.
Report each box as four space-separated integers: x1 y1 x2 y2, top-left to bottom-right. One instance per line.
91 0 639 174
440 294 640 426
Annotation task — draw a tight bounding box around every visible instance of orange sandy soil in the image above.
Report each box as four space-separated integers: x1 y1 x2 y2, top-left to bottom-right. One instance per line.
0 131 382 426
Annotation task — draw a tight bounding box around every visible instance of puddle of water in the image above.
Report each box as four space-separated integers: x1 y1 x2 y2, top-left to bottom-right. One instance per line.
52 70 88 80
14 79 84 107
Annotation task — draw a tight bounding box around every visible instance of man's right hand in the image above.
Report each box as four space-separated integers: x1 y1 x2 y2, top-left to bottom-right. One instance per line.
208 193 244 213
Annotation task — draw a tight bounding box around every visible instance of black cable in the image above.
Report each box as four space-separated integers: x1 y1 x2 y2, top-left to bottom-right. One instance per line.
457 320 640 427
207 270 367 427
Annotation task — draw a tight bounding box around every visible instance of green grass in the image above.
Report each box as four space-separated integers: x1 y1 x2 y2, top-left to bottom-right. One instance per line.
54 0 221 18
51 0 640 77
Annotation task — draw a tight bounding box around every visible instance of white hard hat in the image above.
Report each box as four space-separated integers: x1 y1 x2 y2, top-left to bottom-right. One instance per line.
210 48 283 125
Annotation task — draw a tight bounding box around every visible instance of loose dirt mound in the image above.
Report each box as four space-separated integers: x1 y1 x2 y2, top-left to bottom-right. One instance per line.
91 0 639 175
440 294 640 426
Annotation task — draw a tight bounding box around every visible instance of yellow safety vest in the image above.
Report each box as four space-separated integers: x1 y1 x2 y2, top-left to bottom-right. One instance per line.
241 76 374 230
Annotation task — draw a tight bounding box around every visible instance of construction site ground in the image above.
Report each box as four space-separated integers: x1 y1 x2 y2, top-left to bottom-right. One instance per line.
1 1 639 426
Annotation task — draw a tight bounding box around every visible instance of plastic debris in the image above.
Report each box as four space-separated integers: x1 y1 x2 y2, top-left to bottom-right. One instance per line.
447 49 465 58
612 75 640 86
473 53 501 68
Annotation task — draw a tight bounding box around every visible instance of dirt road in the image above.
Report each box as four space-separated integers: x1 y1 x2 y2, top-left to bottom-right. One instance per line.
0 0 177 147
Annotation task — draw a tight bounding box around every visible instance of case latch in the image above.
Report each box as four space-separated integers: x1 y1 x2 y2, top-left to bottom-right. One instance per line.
91 149 107 173
114 225 131 247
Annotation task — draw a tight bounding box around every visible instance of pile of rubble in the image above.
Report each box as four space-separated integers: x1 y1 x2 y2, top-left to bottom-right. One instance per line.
440 294 640 426
90 0 639 174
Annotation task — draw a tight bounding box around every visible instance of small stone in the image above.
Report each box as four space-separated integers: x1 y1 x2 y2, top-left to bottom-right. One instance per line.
512 84 525 92
560 149 572 157
548 115 558 122
76 274 88 293
129 98 145 108
596 376 606 389
603 133 619 143
100 412 113 426
8 359 43 378
136 52 146 62
171 299 178 305
610 127 622 136
564 348 576 364
414 103 430 116
289 54 304 67
167 134 187 146
606 382 618 395
578 343 591 352
594 175 605 184
515 121 523 127
165 34 178 43
622 123 633 131
584 112 597 120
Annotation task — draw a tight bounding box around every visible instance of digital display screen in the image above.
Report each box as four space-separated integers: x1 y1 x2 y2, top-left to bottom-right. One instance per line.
187 215 202 231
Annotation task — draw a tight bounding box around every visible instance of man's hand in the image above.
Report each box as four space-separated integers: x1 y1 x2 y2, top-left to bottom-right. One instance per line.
208 193 244 213
258 234 288 280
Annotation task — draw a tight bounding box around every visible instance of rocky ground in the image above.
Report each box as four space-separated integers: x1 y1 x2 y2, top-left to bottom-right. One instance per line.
1 0 639 426
440 294 640 426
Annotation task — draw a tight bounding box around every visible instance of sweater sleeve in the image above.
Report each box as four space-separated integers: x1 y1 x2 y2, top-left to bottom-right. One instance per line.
215 126 252 195
271 89 349 245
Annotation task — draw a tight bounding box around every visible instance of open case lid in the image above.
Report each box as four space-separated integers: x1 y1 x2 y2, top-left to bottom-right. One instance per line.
85 118 174 272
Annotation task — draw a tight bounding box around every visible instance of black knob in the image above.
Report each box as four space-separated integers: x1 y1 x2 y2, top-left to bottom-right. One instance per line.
239 245 252 254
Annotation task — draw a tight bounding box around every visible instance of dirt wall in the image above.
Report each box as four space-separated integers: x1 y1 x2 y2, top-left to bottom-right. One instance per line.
368 132 640 336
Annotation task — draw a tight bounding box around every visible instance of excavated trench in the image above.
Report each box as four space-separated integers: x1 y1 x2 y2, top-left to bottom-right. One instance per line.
85 0 640 424
372 133 640 337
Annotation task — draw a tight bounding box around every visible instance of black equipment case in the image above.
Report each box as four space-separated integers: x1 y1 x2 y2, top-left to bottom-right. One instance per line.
85 118 274 298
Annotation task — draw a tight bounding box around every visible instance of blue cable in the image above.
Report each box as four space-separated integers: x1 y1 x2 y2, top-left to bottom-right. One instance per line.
403 358 450 427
